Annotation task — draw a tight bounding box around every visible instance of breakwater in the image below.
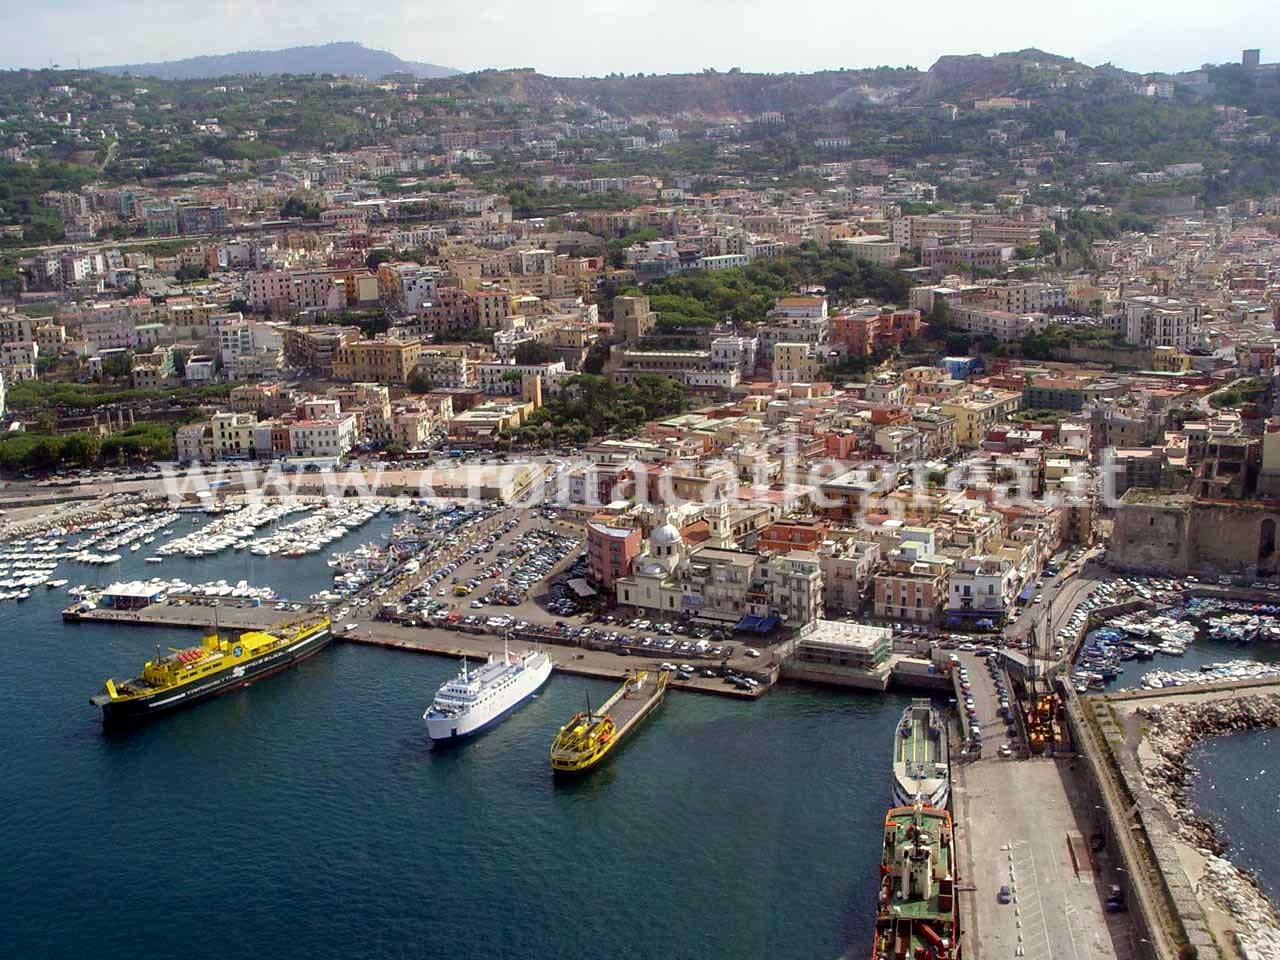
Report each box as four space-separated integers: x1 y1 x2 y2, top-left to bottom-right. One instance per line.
1137 693 1280 960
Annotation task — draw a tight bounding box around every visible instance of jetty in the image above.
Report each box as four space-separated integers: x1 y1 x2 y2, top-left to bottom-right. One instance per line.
1067 676 1280 960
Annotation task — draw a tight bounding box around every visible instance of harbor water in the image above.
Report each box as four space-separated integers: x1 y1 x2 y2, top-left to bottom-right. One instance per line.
1079 597 1280 912
1188 727 1280 905
0 513 909 960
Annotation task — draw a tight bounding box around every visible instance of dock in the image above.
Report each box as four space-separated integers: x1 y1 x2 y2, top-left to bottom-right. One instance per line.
342 625 759 698
62 597 761 699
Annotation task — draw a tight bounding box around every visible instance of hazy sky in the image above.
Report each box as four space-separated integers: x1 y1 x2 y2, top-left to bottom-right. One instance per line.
5 0 1278 75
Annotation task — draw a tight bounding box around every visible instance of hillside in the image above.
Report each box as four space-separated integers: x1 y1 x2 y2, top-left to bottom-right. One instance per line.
415 50 1127 117
96 42 458 80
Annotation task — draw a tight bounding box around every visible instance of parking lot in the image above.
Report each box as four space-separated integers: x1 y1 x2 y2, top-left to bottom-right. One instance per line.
953 651 1019 759
956 757 1135 960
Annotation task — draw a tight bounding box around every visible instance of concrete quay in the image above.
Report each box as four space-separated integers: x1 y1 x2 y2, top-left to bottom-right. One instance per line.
62 598 761 699
340 624 762 699
1066 677 1280 960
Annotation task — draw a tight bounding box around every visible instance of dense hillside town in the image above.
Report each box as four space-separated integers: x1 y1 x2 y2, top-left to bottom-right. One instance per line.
7 32 1280 960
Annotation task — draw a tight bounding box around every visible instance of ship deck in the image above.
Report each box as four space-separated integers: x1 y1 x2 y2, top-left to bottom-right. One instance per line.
884 808 954 921
896 711 942 766
606 673 668 734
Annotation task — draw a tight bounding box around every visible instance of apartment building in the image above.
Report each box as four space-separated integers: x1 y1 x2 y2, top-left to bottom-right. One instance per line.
939 389 1023 447
614 295 657 341
1117 296 1202 350
833 235 901 265
287 416 357 459
212 411 258 459
772 342 821 383
332 337 425 384
0 313 35 345
129 346 176 389
757 295 828 353
949 305 1039 342
872 547 950 624
990 282 1067 314
921 243 1010 273
281 325 358 376
970 220 1053 246
947 555 1018 623
829 306 923 357
415 346 475 389
586 515 643 592
892 215 972 249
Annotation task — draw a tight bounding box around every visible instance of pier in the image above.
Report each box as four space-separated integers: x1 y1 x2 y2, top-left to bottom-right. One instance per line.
63 597 762 698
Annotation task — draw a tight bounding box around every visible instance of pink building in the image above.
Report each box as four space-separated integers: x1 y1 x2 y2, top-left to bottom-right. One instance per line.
586 516 642 593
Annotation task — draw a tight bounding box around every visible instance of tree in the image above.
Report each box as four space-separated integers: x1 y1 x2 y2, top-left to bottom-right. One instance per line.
227 298 251 315
1038 230 1060 255
101 352 132 381
280 195 321 220
366 249 392 271
513 341 559 365
174 264 206 282
61 432 101 467
407 370 434 394
383 443 407 458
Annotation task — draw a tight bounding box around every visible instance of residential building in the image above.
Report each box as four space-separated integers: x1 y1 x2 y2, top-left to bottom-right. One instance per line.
939 390 1023 447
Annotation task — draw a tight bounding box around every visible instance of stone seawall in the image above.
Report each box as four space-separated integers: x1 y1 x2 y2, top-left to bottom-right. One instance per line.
1137 694 1280 960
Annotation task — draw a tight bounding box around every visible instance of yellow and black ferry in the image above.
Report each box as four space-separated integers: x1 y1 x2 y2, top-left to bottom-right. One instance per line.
549 669 669 774
90 615 331 726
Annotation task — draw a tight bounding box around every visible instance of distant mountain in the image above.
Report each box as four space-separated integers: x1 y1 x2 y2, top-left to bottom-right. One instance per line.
95 42 459 81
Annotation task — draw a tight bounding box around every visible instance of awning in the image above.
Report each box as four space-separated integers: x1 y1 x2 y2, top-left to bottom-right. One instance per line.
734 614 781 634
566 578 597 599
1018 584 1036 602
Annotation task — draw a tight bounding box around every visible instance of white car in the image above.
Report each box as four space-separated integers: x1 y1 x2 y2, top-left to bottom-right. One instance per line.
344 622 359 633
660 662 677 671
744 647 761 658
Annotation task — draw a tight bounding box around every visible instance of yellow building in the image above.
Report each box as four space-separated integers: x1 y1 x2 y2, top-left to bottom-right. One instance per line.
939 389 1023 448
1150 346 1192 373
332 337 425 384
447 399 534 439
772 342 821 383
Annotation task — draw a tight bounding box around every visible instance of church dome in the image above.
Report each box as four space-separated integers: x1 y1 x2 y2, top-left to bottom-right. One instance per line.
650 523 682 548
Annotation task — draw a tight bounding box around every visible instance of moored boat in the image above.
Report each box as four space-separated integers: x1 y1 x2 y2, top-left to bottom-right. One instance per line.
423 644 552 740
892 699 950 810
89 615 331 726
872 801 959 960
549 669 669 774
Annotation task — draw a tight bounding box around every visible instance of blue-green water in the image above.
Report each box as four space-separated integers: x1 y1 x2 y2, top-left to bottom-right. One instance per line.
1082 609 1280 914
1188 728 1280 905
0 515 904 960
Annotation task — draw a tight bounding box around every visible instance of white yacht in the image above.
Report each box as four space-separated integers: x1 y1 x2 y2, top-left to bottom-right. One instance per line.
423 645 552 741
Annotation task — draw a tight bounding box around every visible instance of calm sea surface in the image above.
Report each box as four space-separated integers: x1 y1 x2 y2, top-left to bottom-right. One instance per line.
0 514 908 960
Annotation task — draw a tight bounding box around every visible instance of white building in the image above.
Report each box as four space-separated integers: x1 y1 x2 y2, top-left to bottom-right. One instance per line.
287 416 357 460
947 555 1018 622
1117 296 1202 350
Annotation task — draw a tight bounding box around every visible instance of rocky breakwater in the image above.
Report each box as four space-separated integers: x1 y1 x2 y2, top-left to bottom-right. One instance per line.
1138 694 1280 960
